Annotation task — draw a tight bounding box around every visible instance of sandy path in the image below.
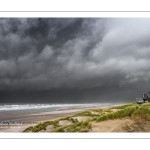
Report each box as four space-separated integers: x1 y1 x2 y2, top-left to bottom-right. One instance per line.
91 118 135 132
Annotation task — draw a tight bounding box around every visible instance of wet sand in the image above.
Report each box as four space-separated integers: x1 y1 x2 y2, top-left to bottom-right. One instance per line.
0 106 102 132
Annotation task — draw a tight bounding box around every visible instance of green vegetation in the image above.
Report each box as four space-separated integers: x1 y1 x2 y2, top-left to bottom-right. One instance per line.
59 116 71 121
23 116 79 132
141 102 150 107
73 110 93 117
32 123 47 132
92 108 103 113
111 103 136 109
52 125 68 132
23 102 150 133
25 120 60 132
22 126 33 132
105 109 113 113
59 116 78 123
73 110 100 117
67 121 91 132
132 106 150 120
52 120 92 132
52 120 59 127
96 106 138 122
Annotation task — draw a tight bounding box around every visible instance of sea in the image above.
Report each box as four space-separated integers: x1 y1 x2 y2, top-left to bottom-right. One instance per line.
0 102 123 122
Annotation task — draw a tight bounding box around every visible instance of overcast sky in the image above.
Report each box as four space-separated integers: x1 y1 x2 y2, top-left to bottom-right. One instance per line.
0 18 150 103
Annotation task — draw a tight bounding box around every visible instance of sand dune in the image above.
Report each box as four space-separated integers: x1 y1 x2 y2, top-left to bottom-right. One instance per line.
1 103 150 132
91 118 135 132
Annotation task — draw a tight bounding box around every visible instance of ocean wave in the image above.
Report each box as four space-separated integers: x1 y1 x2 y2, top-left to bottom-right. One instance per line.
0 103 123 112
0 103 122 112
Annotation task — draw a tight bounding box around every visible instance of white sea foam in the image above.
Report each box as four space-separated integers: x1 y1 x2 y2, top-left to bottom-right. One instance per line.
0 103 121 112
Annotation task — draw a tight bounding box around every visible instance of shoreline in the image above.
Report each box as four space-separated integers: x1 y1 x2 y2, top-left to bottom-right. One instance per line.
0 105 107 133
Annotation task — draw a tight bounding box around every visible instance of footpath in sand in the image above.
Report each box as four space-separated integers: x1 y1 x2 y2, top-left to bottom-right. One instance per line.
91 118 135 132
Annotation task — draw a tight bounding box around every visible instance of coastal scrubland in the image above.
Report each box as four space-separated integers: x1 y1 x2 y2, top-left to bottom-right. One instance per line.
23 102 150 132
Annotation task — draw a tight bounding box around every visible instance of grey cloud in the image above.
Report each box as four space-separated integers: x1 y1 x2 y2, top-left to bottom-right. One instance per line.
1 18 150 102
0 59 17 78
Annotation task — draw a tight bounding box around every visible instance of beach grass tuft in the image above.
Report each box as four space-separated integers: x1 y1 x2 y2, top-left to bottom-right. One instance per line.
67 120 92 132
96 105 138 122
141 102 150 107
92 108 103 113
111 103 136 109
53 120 92 132
73 110 100 117
132 106 150 120
59 116 78 123
23 102 150 132
73 110 93 117
22 126 33 132
31 120 59 132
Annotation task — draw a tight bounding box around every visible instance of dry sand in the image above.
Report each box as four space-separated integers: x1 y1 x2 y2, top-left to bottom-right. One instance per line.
1 105 147 133
0 106 100 132
91 118 135 132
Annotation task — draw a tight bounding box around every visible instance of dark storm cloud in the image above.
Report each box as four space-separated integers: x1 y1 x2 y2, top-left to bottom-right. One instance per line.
1 18 150 102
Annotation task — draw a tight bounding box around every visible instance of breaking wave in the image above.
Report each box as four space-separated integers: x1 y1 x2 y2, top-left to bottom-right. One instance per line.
0 103 121 112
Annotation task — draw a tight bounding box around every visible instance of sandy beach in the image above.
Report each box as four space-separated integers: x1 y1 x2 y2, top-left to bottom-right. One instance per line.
0 106 102 132
1 102 150 133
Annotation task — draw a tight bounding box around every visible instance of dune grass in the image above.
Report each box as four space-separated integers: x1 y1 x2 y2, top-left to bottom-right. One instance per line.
28 120 60 132
141 102 150 107
104 109 113 113
59 116 78 123
23 102 150 132
23 116 79 132
96 105 139 122
131 105 150 120
52 119 92 132
73 110 100 117
67 120 92 132
111 103 136 109
22 126 33 132
92 108 103 113
73 110 93 117
52 125 69 132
